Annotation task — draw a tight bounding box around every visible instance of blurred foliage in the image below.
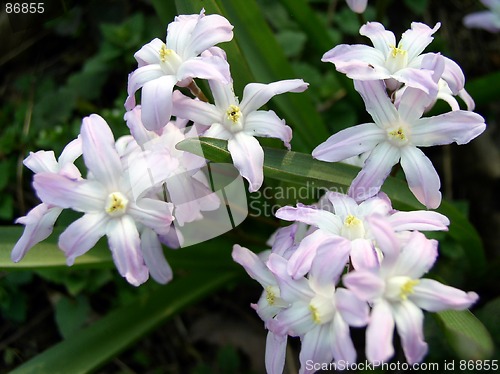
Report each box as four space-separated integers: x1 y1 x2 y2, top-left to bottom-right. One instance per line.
0 0 499 373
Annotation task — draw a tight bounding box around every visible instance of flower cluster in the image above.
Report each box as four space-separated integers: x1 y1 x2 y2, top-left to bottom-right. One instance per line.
12 10 306 286
233 21 484 372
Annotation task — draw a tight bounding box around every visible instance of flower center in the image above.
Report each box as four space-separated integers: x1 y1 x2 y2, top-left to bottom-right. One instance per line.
386 44 408 73
309 295 335 325
341 214 365 240
158 43 182 74
387 125 409 146
385 276 420 301
105 192 129 217
265 285 277 305
226 104 242 124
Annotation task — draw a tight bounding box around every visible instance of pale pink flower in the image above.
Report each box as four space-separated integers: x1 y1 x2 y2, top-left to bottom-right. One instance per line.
346 0 368 13
172 78 308 192
125 9 233 131
463 0 500 33
32 114 176 286
313 80 486 208
343 218 479 364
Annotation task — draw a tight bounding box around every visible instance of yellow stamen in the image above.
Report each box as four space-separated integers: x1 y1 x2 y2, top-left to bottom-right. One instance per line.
265 286 276 305
159 44 172 62
390 45 407 58
309 304 321 324
226 104 242 124
400 279 419 300
105 192 129 217
344 214 362 226
389 127 407 141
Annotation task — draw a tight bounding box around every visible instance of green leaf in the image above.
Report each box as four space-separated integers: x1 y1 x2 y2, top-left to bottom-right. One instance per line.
177 137 486 274
10 270 239 374
435 310 494 360
54 295 91 339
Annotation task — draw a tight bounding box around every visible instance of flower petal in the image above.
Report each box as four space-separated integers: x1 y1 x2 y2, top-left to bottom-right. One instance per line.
299 325 334 374
400 22 440 62
331 313 357 363
172 90 222 126
227 132 264 192
463 11 500 33
312 123 385 162
182 13 233 57
33 173 105 212
366 300 395 363
275 204 342 234
335 288 370 327
134 38 163 67
354 80 399 128
232 244 276 287
59 213 108 265
441 56 466 94
350 238 379 269
240 79 308 114
243 110 292 149
342 269 385 301
267 253 314 302
391 67 437 95
412 279 479 312
12 204 62 262
140 228 173 284
178 56 231 84
107 215 149 286
265 332 287 374
400 147 441 209
124 106 155 147
309 234 351 285
125 65 165 110
140 75 177 131
388 210 449 232
128 198 174 235
392 231 437 278
411 111 486 147
23 150 58 174
346 0 368 13
81 114 123 189
349 142 400 202
359 22 395 58
392 301 428 364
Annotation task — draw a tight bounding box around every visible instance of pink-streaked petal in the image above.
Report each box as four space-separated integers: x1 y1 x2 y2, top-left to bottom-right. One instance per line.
140 228 173 284
267 253 314 302
265 332 287 374
331 313 357 363
268 224 297 257
400 147 441 209
23 150 58 174
441 56 466 94
124 106 155 147
275 204 342 233
309 235 351 285
172 90 222 126
166 173 203 226
232 244 276 287
411 111 486 147
270 301 315 337
350 238 379 269
134 38 163 67
128 198 174 235
412 279 479 312
463 11 500 33
392 232 437 279
33 173 105 212
312 123 385 162
141 75 177 131
481 0 500 8
349 142 400 202
182 13 233 57
392 301 428 364
400 22 440 62
346 0 368 13
81 114 122 189
166 13 200 57
326 192 359 218
59 213 108 265
458 88 476 111
322 44 388 80
391 67 437 95
366 300 395 363
358 192 392 216
342 269 385 301
125 65 165 110
365 215 401 261
243 110 292 149
240 79 308 114
178 56 231 84
208 80 236 109
227 133 264 192
359 22 395 58
335 288 370 327
299 325 334 374
107 216 149 286
388 210 449 232
354 80 399 128
398 85 436 123
12 204 62 262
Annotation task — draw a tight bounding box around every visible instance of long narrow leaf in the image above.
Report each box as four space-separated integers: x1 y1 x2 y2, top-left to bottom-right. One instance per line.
10 270 240 374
